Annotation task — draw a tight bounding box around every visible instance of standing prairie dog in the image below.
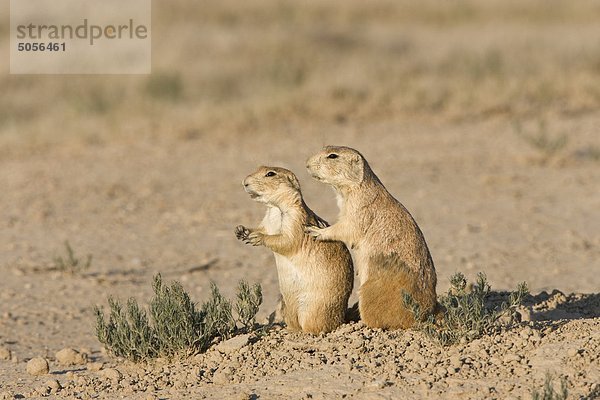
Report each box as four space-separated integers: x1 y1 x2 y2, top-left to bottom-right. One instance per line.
235 166 353 334
305 146 438 329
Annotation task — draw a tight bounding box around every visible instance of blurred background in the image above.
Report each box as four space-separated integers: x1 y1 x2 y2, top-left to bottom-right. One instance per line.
2 1 600 148
0 1 599 332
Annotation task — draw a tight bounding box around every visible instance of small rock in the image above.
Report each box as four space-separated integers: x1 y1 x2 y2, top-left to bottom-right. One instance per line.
35 385 50 397
517 307 533 322
101 368 122 382
520 327 533 339
503 354 521 363
87 361 104 372
366 380 388 389
27 357 49 376
173 379 187 389
412 354 425 365
215 334 250 354
449 355 463 368
447 366 459 375
0 347 11 361
436 366 448 377
349 339 363 349
567 348 580 357
514 339 527 348
56 348 87 365
212 370 231 384
45 379 61 393
130 258 143 267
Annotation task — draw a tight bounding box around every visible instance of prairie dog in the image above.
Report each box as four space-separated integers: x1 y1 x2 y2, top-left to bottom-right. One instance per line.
235 166 353 334
305 146 438 329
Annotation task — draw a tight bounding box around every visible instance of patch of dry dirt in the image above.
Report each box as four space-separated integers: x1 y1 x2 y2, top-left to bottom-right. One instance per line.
0 121 599 399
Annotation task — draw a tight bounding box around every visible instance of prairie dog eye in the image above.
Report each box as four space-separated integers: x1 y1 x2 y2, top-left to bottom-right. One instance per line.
265 171 276 177
327 153 338 159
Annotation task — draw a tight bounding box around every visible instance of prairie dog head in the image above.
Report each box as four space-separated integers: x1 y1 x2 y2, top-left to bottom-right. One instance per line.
306 146 367 188
242 166 302 206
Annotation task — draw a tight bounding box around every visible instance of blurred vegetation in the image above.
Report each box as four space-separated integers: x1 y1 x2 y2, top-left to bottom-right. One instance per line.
514 119 569 160
531 373 568 400
1 0 600 150
53 241 92 275
144 72 184 101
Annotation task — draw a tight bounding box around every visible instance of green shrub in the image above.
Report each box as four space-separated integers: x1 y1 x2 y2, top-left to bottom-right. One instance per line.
53 241 92 274
406 272 528 345
235 280 263 329
531 374 568 400
95 274 262 362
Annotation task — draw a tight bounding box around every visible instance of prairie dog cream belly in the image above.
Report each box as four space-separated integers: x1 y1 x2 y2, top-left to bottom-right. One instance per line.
273 254 302 297
262 207 302 294
261 206 282 235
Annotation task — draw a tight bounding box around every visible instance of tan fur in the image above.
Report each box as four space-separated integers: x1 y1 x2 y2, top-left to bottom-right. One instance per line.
306 146 438 329
235 166 353 334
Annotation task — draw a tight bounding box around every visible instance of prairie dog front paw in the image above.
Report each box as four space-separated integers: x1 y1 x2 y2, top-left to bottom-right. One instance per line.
235 225 251 240
244 231 264 246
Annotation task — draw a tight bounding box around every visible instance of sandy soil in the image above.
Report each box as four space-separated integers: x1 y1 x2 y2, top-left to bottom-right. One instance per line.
0 1 599 399
1 119 599 399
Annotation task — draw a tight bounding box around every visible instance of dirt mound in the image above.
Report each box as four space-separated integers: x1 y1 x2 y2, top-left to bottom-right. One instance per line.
1 292 598 399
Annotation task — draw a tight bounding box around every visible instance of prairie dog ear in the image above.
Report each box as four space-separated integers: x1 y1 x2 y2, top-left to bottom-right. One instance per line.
286 174 301 191
348 153 364 183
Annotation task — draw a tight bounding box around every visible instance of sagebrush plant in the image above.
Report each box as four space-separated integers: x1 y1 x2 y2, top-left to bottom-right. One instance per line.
53 241 92 274
95 274 262 362
235 280 263 329
406 272 528 346
531 373 568 400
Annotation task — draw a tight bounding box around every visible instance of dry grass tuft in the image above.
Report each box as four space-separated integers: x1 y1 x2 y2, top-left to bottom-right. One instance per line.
53 241 92 275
